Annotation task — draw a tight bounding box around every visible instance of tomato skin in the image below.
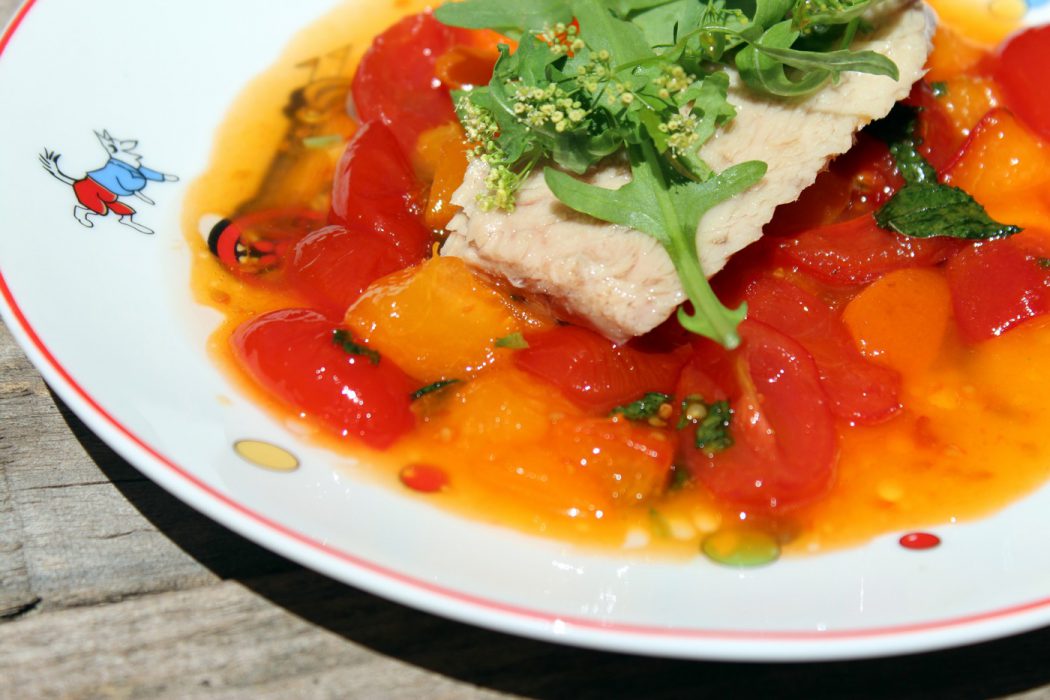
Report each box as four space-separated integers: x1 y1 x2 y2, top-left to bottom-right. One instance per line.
781 214 958 286
946 240 1050 342
514 326 690 413
329 121 433 260
995 26 1050 142
231 309 416 449
678 321 838 512
287 225 416 317
351 12 471 156
745 277 901 424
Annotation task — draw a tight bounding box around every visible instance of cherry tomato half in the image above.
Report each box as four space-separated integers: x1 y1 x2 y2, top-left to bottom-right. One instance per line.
351 11 472 157
995 26 1050 143
514 325 690 414
677 321 838 512
781 214 958 286
287 225 419 317
946 239 1050 342
329 121 433 260
231 309 416 448
745 276 901 424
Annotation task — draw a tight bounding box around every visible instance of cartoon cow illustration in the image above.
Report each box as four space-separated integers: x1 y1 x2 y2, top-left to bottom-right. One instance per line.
39 130 178 235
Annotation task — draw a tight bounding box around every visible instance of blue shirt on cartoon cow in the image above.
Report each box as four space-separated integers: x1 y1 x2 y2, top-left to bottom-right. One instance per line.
87 159 165 196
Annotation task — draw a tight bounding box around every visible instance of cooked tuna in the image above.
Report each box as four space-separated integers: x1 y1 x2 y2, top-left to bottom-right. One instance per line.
442 1 932 343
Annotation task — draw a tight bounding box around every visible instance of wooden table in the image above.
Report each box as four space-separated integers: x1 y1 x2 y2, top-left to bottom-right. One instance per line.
5 2 1050 698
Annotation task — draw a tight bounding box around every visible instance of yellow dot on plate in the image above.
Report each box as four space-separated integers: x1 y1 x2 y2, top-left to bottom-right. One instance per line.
234 440 300 472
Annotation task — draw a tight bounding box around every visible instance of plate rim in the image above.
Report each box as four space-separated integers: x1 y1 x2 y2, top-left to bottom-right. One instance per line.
4 0 1050 662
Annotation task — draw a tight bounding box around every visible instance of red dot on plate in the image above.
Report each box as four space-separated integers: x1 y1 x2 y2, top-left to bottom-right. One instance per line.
399 463 449 493
899 532 941 550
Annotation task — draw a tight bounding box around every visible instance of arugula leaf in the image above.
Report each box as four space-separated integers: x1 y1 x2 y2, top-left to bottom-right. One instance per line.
411 379 461 401
875 185 1022 239
752 0 795 30
546 144 765 348
569 0 655 65
434 0 572 39
332 330 380 365
749 43 899 81
610 392 672 420
734 20 896 96
872 107 1021 240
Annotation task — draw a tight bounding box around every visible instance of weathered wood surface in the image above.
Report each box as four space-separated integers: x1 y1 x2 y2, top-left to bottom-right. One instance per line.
5 2 1050 698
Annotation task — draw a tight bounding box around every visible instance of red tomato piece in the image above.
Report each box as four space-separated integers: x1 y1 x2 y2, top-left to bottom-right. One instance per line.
677 321 838 512
745 277 901 424
904 81 968 173
781 214 958 286
231 309 416 448
995 26 1050 142
351 12 472 156
514 326 690 414
329 121 433 259
287 225 417 317
946 239 1050 342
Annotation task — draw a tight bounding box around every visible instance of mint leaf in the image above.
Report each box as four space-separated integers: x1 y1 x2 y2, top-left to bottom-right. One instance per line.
610 392 672 420
678 396 734 453
332 330 380 365
411 379 461 401
872 106 1021 240
875 184 1022 240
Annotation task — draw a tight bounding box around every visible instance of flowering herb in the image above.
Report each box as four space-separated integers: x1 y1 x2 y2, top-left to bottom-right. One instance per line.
436 0 899 348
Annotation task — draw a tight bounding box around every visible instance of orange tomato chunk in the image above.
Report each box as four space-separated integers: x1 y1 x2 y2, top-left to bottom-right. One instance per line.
841 268 952 377
924 25 992 82
936 76 1002 141
346 256 537 382
944 108 1050 226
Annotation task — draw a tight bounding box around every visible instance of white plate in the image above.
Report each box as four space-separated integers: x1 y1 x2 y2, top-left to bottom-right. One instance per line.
4 0 1050 662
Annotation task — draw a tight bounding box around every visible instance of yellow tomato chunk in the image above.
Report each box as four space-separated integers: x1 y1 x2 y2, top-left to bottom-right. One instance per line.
841 268 952 378
346 256 532 382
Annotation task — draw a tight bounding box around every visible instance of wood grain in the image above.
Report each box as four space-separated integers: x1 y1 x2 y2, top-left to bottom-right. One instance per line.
4 0 1050 697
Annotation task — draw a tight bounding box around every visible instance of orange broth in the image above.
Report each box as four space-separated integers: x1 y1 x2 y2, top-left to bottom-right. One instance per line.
184 1 1050 557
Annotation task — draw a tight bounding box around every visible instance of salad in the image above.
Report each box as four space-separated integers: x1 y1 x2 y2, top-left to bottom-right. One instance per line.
188 0 1050 565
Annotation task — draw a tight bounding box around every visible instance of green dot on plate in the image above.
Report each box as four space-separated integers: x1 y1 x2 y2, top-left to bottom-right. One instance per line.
702 528 781 567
